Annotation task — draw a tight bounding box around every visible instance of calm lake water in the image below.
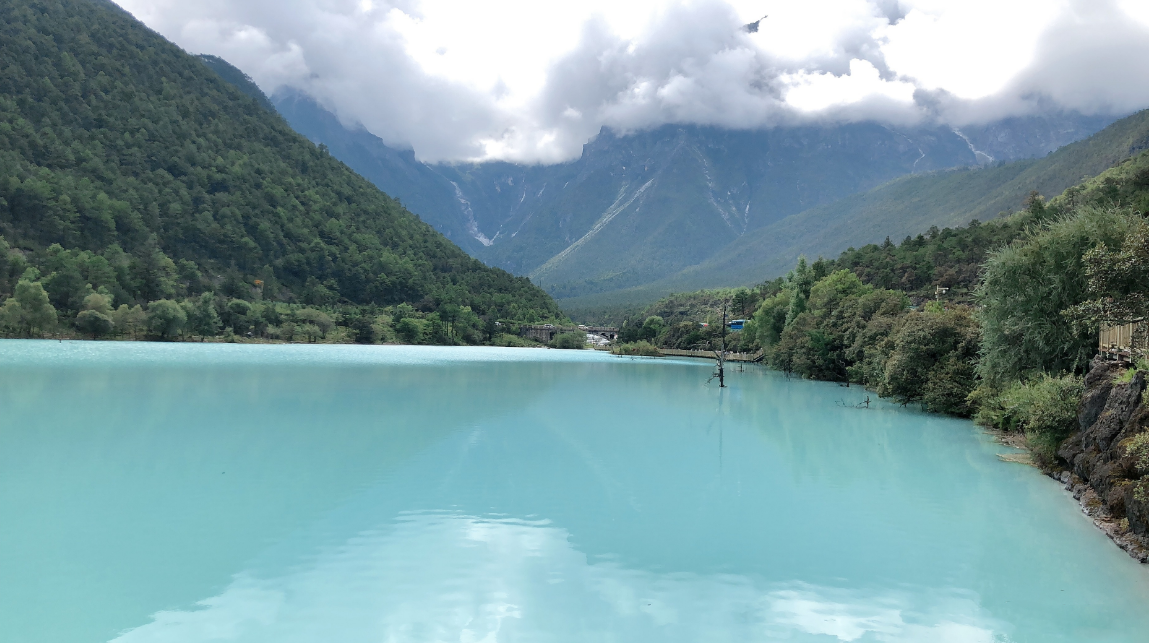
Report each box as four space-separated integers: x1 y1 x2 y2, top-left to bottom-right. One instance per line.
1 341 1148 642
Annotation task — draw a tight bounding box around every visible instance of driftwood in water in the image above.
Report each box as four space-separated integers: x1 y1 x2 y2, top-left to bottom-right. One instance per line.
836 396 872 409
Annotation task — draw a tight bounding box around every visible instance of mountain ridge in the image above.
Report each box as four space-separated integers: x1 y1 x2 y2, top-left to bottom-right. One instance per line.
556 107 1149 318
261 84 1120 302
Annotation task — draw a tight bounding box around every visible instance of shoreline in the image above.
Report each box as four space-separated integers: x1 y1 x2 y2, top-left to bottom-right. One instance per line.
986 429 1149 564
1051 469 1149 563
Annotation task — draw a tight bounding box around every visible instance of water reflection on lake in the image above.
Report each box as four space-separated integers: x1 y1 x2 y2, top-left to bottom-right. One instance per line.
1 342 1147 642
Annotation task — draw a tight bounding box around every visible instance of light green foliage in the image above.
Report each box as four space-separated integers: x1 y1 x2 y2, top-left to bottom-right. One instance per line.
785 257 814 327
751 290 791 348
878 307 979 413
1065 215 1149 330
616 313 674 344
658 320 713 351
1114 358 1149 384
295 323 320 343
643 316 666 335
111 304 146 339
730 288 754 319
0 279 57 337
0 237 27 299
347 314 379 344
491 333 539 347
922 355 979 417
1126 431 1149 503
146 299 187 340
225 299 254 335
550 331 586 350
807 270 872 312
1127 432 1149 472
977 207 1135 383
973 374 1084 465
424 312 448 344
296 309 335 339
373 315 395 344
82 292 113 315
395 317 425 344
76 290 115 337
610 341 662 357
760 267 918 390
277 321 297 342
184 292 221 339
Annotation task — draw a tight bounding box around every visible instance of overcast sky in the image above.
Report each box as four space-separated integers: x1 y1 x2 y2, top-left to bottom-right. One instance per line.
114 0 1149 164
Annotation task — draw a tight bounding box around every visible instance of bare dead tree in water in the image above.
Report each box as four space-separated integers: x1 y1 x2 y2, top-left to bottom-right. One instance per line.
707 300 729 387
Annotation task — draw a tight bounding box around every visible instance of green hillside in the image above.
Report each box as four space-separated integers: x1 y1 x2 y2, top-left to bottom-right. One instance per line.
196 54 276 113
561 109 1149 318
831 150 1149 297
0 0 562 332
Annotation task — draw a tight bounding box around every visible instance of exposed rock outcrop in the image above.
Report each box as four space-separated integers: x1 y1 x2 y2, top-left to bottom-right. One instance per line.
1056 355 1149 562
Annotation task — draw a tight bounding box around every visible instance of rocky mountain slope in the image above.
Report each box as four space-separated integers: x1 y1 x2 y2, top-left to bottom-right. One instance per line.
557 109 1149 315
262 80 1117 302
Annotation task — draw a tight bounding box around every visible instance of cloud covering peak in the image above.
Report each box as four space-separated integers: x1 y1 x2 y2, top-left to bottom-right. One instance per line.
115 0 1149 163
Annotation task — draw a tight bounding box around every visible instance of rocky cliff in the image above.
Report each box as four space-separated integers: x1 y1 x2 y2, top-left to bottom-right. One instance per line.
1057 356 1149 561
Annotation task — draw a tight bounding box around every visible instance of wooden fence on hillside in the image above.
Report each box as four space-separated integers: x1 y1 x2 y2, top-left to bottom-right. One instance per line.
1099 321 1147 363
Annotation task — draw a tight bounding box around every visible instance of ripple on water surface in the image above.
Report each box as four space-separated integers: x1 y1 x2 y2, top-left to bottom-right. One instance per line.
1 341 1147 643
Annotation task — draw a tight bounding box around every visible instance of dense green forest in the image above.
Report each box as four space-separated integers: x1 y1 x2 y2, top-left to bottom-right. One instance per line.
0 0 563 342
614 149 1149 463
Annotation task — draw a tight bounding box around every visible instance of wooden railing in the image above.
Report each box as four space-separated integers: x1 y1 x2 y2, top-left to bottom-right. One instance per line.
1099 321 1146 362
658 348 764 362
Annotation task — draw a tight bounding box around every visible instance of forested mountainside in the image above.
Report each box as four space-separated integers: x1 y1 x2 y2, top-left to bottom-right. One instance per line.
559 108 1149 316
196 54 275 113
267 82 1119 301
0 0 563 340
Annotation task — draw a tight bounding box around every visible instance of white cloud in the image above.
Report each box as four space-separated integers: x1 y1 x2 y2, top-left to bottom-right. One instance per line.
880 0 1065 100
782 59 917 114
112 0 1149 163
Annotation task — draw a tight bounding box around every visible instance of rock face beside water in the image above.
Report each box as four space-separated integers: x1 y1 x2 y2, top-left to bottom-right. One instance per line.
1057 356 1149 561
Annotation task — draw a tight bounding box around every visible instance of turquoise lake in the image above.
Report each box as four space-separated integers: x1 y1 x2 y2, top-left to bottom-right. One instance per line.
2 341 1148 642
